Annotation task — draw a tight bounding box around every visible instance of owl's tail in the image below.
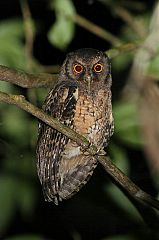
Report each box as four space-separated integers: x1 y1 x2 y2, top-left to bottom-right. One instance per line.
58 155 97 202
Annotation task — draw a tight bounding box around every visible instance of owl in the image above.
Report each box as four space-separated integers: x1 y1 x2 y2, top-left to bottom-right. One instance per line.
36 48 114 205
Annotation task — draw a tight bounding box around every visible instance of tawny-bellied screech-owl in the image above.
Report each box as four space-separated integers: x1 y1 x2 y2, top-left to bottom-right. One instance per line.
36 48 114 205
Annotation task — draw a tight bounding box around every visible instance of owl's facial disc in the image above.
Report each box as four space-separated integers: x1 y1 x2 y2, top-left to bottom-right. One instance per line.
72 61 106 92
64 48 111 94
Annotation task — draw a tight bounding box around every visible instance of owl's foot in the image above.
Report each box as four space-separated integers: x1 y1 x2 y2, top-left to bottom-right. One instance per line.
81 143 106 156
95 147 106 156
80 142 94 156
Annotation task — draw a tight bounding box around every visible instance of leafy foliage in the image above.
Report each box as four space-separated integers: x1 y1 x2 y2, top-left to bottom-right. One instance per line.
48 0 76 50
113 100 143 147
0 19 26 69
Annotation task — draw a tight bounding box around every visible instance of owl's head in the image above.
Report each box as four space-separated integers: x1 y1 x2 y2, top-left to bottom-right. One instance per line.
59 48 111 94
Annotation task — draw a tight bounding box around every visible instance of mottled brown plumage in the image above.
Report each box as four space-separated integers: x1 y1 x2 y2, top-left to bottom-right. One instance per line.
36 48 114 204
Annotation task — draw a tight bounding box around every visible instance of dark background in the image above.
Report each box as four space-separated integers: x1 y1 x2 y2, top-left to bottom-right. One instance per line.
0 1 158 240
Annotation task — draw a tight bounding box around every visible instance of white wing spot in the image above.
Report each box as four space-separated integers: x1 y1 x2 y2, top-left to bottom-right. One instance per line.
73 88 78 100
63 146 81 159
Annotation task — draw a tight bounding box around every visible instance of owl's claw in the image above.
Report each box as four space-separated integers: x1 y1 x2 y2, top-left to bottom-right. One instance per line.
80 142 92 156
81 143 106 156
95 147 106 156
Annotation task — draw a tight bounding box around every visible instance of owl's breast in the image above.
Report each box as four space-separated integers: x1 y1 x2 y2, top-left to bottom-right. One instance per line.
73 89 111 146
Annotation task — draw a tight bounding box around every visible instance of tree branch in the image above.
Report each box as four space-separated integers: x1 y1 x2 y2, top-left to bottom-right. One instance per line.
99 0 146 39
20 0 35 71
0 90 158 214
98 156 159 210
74 14 122 46
0 65 58 88
114 6 146 38
99 156 159 229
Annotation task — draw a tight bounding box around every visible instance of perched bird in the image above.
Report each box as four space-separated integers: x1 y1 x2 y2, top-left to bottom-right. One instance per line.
36 48 114 205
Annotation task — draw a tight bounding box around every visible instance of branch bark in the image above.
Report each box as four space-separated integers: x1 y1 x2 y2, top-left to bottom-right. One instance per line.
0 90 159 214
0 65 58 88
74 14 122 46
20 0 35 71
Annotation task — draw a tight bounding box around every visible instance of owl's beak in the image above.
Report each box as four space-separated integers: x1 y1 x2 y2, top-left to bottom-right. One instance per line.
86 75 91 92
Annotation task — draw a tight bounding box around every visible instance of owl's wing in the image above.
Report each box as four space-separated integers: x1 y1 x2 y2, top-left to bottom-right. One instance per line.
36 81 78 204
103 91 114 148
103 118 114 148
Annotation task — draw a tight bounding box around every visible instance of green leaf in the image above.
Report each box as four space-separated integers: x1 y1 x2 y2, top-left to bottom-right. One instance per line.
0 82 13 93
0 175 17 233
48 17 74 50
0 19 23 38
112 53 133 71
113 100 143 147
1 152 37 220
51 0 75 16
16 181 37 218
118 126 142 146
48 0 75 50
0 19 26 69
120 14 149 43
113 100 137 127
1 107 30 145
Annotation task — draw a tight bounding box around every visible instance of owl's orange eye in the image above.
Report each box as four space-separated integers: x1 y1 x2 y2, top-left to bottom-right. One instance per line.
73 64 83 74
94 63 103 73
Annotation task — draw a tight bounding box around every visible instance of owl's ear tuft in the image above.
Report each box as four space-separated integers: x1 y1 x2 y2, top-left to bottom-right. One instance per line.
66 52 74 59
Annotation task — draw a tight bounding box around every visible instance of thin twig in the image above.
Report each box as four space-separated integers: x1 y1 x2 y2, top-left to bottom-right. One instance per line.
20 0 35 70
119 0 145 11
106 42 140 58
99 155 159 229
74 14 122 46
115 6 146 38
98 0 146 38
98 156 159 210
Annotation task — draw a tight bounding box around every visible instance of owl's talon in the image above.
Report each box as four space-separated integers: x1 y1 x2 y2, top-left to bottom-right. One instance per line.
81 143 106 156
96 148 106 156
80 142 92 156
